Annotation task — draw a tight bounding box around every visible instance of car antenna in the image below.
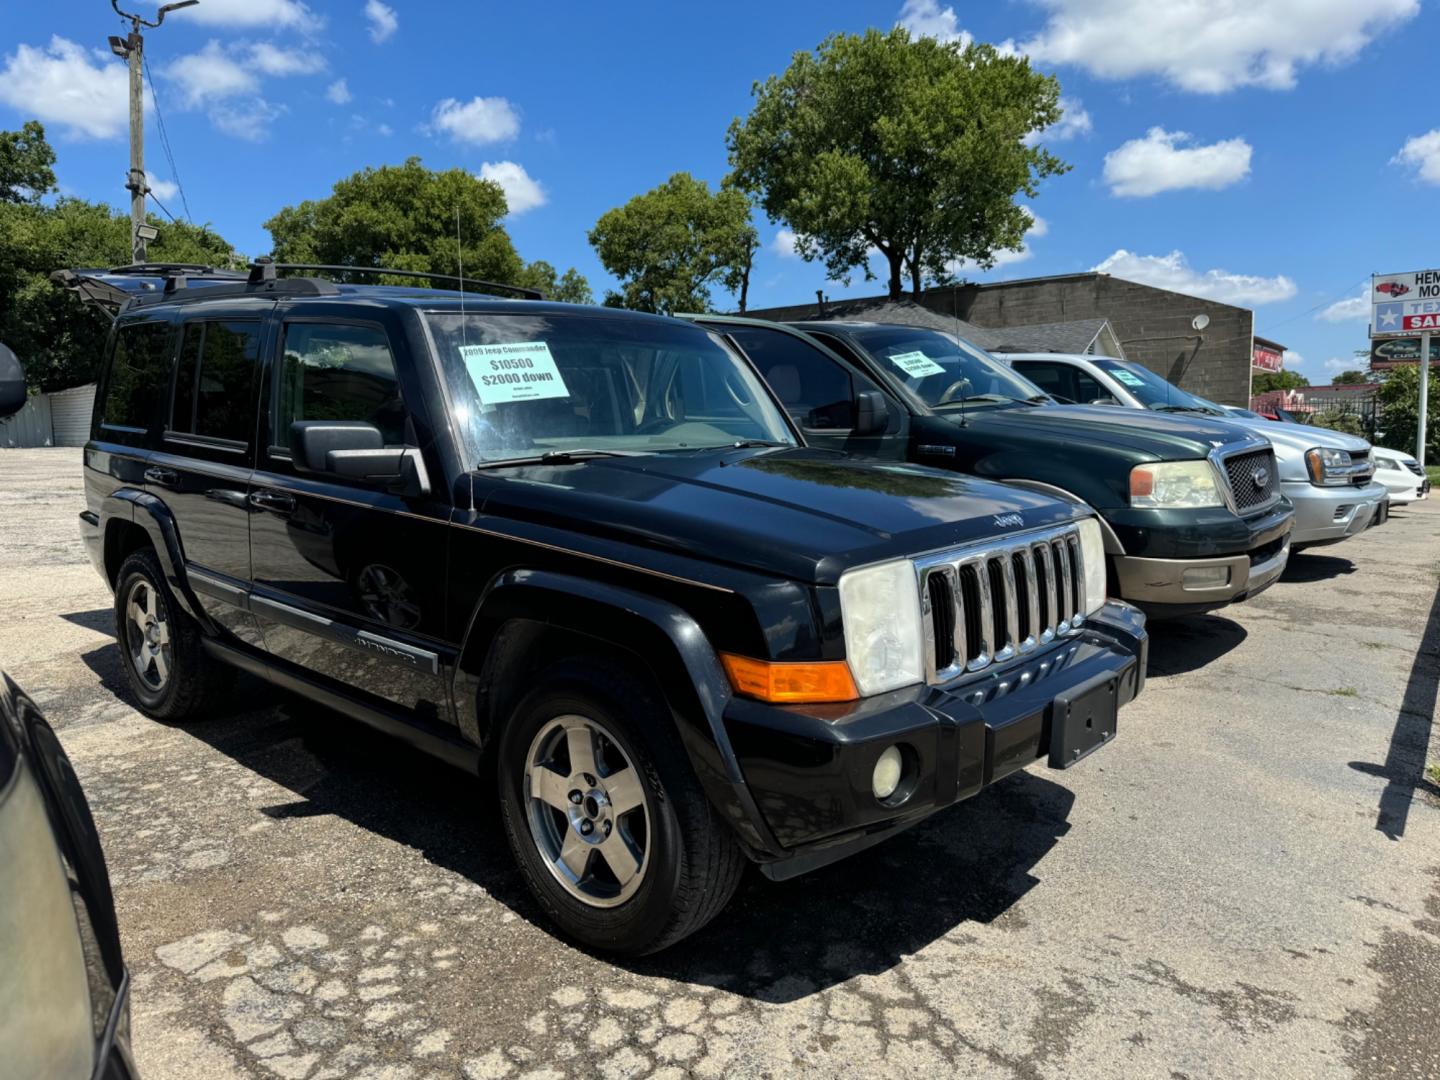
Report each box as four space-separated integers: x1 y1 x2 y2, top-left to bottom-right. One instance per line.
456 203 469 349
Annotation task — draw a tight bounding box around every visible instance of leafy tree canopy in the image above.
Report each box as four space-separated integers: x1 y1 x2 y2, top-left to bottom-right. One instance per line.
726 28 1067 300
1376 363 1438 459
265 157 589 301
1253 370 1309 394
1330 369 1369 385
588 173 757 314
0 124 237 391
0 121 56 205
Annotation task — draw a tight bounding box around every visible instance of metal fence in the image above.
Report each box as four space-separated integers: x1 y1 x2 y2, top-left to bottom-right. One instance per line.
0 393 53 448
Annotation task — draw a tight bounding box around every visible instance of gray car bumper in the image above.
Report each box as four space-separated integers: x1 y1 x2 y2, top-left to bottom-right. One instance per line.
1287 480 1388 547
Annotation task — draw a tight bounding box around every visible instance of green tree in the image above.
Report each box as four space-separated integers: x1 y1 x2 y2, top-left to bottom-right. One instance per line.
0 121 56 204
0 124 237 391
1376 363 1438 460
265 157 589 300
1311 409 1366 437
517 260 594 305
1253 370 1309 394
1330 370 1369 385
588 173 757 314
726 28 1066 300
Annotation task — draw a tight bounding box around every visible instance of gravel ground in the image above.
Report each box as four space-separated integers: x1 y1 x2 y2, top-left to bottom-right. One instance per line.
2 447 1437 1080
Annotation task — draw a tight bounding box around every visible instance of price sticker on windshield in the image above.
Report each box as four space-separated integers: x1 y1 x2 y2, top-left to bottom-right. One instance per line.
460 341 571 405
1111 369 1146 388
888 350 946 378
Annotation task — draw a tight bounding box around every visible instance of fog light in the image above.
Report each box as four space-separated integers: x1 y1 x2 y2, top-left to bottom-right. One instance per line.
1181 566 1230 590
872 745 904 800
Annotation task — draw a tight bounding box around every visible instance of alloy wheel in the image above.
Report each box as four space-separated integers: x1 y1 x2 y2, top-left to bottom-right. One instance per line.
124 577 172 692
523 714 651 908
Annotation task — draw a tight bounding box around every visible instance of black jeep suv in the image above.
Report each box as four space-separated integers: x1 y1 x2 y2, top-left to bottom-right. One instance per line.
687 315 1294 618
69 263 1147 954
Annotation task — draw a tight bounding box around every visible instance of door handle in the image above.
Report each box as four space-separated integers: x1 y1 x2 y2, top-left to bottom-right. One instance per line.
248 490 297 514
144 466 179 487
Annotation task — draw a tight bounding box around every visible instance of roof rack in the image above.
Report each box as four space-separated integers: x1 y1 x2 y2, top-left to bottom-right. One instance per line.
104 263 247 279
250 259 545 300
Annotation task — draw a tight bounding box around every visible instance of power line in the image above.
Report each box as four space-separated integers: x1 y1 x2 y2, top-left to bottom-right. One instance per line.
148 191 179 224
1257 275 1369 337
142 53 191 222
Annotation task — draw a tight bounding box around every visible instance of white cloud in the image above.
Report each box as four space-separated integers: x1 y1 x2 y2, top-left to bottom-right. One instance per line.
210 99 286 142
950 209 1048 273
1024 96 1092 146
1093 250 1297 306
479 161 546 215
1321 356 1356 378
1018 0 1418 94
1317 286 1369 323
377 123 394 137
166 0 321 32
326 78 351 105
772 229 802 258
144 171 178 201
1393 129 1440 185
1103 127 1251 197
365 0 399 43
432 96 520 144
897 0 973 46
167 41 258 107
0 37 132 140
247 43 325 77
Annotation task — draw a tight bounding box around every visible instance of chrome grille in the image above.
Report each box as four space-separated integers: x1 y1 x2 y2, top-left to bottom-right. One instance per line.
1220 448 1280 511
1347 448 1374 486
917 523 1085 684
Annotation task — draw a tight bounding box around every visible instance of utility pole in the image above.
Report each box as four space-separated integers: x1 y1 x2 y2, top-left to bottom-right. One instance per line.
108 1 198 264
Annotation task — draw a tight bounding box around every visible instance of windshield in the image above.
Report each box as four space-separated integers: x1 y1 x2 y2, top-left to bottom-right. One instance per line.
426 312 796 465
1091 359 1225 416
845 326 1049 410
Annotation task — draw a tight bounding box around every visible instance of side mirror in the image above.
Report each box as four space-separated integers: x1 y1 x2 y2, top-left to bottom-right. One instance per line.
0 344 26 420
1088 396 1121 407
854 390 890 436
290 420 431 498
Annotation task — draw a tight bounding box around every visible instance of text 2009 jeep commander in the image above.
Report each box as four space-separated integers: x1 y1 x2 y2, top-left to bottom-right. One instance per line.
67 263 1147 954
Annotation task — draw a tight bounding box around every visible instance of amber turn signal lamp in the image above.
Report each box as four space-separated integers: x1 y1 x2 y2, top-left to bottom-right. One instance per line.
1129 466 1155 499
720 653 859 704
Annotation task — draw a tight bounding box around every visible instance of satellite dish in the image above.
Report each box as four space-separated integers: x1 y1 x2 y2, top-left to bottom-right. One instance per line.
1192 314 1210 332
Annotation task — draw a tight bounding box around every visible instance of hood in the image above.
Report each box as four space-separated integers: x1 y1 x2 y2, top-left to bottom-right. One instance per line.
471 448 1084 584
963 402 1264 460
1216 414 1371 455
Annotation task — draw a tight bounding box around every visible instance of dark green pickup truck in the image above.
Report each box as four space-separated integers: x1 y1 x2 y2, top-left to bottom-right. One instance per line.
689 315 1294 618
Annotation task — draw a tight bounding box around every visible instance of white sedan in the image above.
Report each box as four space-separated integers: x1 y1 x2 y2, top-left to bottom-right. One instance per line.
1371 445 1429 504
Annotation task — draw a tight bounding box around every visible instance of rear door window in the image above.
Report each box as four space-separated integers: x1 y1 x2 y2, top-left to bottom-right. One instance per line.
169 321 261 444
102 321 173 432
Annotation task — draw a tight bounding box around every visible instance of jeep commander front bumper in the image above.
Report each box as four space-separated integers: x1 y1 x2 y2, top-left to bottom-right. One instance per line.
720 601 1147 880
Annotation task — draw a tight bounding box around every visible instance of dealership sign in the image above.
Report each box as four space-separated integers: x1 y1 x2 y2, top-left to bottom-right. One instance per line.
1372 269 1440 337
1251 343 1283 371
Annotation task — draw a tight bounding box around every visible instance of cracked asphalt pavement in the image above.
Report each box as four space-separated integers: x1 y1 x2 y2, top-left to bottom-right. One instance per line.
3 448 1438 1079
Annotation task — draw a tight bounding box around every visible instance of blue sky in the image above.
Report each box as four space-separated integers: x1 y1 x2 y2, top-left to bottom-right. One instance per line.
3 0 1435 383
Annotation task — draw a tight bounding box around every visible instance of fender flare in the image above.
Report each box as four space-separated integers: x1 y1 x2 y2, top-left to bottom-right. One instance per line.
453 568 783 858
998 478 1126 555
100 490 214 630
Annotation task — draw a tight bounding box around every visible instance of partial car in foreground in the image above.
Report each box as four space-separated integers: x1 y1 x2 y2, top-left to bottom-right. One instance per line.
1006 353 1389 551
0 355 137 1079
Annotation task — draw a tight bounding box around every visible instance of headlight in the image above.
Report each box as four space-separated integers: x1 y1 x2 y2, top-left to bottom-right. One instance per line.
1305 447 1352 485
838 559 923 696
1075 517 1107 615
1129 461 1224 508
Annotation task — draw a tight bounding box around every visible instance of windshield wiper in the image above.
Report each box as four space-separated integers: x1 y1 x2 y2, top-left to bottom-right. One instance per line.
938 394 1032 408
475 449 645 470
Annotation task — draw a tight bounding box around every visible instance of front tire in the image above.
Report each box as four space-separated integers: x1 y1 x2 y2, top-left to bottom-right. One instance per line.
497 660 744 955
114 548 231 722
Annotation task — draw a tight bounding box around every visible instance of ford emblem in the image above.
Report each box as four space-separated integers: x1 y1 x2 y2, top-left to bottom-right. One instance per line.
1251 465 1270 489
993 512 1024 528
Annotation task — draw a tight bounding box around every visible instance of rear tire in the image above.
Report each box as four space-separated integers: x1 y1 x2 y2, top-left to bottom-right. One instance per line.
113 548 231 723
497 659 745 955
